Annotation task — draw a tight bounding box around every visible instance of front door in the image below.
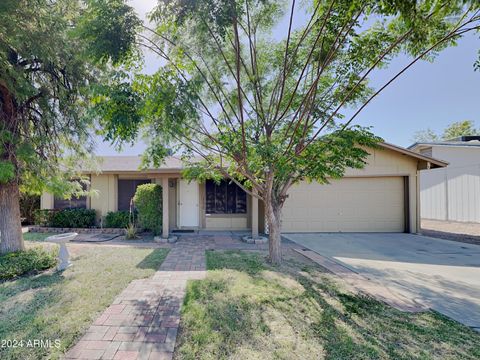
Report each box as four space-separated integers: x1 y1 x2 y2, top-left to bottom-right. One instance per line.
178 180 199 227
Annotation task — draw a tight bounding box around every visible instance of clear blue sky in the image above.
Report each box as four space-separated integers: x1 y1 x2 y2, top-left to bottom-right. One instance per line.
95 1 480 155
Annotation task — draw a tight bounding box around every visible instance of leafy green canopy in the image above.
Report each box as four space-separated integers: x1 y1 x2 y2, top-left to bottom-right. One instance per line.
413 120 479 142
0 0 139 196
96 0 480 206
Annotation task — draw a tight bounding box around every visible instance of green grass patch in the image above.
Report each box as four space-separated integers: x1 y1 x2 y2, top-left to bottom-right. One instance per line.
22 232 55 242
0 244 169 360
176 250 480 360
0 247 58 281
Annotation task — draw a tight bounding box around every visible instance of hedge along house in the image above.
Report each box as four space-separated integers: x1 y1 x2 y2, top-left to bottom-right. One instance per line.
40 143 447 238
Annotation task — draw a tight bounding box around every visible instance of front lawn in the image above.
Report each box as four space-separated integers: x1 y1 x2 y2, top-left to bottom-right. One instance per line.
176 250 480 360
0 243 169 360
22 232 56 242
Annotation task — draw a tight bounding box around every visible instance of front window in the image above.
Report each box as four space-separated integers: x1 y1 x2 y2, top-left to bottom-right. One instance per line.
54 181 88 210
205 179 247 214
118 179 151 211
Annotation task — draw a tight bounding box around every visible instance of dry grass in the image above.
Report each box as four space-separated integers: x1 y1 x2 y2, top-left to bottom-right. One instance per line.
175 250 480 360
0 242 169 360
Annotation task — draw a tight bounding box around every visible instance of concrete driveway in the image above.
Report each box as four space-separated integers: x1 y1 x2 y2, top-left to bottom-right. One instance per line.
283 233 480 330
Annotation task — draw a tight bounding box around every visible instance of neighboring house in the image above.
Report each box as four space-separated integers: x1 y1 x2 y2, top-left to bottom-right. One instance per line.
409 136 480 223
41 143 446 237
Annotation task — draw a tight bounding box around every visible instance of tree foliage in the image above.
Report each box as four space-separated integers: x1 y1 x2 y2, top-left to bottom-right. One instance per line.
0 0 139 194
97 0 480 262
413 120 479 142
0 0 139 253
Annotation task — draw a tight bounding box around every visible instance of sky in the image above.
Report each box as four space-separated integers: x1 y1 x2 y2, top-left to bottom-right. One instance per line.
95 0 480 155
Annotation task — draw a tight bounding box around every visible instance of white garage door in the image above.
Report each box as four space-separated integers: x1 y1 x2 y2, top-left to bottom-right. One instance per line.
282 177 405 232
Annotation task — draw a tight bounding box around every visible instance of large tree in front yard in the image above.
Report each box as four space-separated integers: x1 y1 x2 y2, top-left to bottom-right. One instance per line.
99 0 480 263
0 0 139 253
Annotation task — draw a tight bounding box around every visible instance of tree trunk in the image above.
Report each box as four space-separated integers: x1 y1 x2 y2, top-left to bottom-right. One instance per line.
265 198 283 264
0 181 24 254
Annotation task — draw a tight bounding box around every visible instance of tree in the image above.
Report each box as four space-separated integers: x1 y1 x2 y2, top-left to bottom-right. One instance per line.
0 0 139 254
412 128 440 142
413 120 479 142
98 0 480 264
443 120 479 140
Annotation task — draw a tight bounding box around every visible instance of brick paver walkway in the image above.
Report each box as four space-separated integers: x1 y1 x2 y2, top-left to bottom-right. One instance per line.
65 237 210 360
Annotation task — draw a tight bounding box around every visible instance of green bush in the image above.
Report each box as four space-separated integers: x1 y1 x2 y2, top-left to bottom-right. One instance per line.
51 209 96 228
0 247 58 281
34 209 56 226
104 211 131 228
34 209 96 228
134 183 162 235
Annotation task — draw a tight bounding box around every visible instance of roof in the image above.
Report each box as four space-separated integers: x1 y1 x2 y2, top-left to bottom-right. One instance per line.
379 142 447 168
87 156 185 173
408 140 480 149
87 142 448 173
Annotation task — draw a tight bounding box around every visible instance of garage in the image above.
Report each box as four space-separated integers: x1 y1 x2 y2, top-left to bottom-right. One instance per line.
281 176 406 232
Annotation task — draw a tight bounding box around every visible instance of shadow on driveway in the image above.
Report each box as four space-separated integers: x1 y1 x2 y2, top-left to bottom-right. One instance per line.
284 232 480 329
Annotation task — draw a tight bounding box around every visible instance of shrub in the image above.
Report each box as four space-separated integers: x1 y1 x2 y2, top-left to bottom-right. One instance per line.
104 211 131 228
134 183 162 235
0 247 58 281
34 209 56 226
124 223 139 240
34 208 96 228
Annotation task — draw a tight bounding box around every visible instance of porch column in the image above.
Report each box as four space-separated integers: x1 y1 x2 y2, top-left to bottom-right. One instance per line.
162 177 169 238
251 189 259 238
40 192 54 210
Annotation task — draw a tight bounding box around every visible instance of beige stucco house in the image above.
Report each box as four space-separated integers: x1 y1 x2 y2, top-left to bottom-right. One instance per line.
40 142 447 238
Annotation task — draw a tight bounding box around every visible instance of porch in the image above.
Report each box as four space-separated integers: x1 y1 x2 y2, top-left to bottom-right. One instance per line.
154 177 262 240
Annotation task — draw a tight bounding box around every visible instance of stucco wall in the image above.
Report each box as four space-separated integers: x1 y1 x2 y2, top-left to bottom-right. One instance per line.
344 147 418 177
40 192 54 210
90 174 118 221
39 146 421 232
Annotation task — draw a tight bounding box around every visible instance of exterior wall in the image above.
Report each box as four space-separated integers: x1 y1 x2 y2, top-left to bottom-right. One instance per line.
419 146 480 223
420 165 480 223
39 145 423 232
344 147 418 177
202 192 251 230
40 192 54 210
432 146 480 166
168 179 177 229
278 147 420 233
90 174 118 221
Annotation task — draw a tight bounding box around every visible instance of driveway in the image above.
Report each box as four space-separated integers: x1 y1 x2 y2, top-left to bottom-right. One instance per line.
283 233 480 330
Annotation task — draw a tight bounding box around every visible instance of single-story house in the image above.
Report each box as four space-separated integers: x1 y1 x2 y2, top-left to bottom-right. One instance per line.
409 136 480 223
40 142 447 238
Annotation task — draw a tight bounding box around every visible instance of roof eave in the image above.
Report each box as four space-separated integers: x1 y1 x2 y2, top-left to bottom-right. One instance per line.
380 142 448 169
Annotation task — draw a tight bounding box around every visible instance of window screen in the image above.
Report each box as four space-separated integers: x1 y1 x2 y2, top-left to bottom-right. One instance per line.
118 179 151 211
54 181 88 210
205 179 247 214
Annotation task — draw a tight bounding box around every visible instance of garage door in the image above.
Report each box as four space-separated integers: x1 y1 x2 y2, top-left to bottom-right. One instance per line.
282 177 405 232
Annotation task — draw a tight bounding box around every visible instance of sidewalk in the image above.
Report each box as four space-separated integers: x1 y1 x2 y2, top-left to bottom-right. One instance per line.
65 237 209 360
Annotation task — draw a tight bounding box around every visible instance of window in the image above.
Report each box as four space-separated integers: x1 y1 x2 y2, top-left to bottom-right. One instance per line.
205 179 247 214
118 179 151 211
54 181 88 210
